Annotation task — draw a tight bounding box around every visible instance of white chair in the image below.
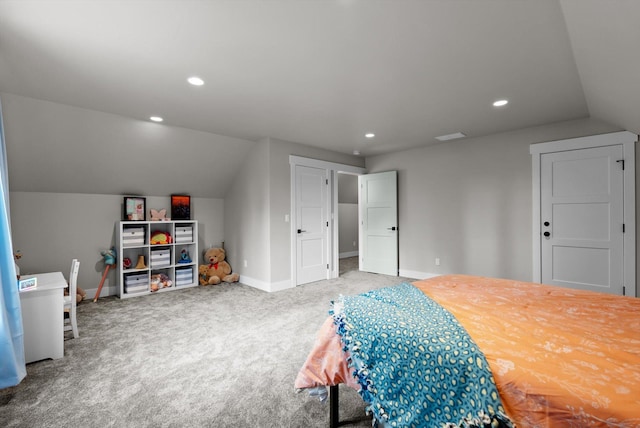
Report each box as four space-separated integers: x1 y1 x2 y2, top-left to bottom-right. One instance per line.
64 259 80 338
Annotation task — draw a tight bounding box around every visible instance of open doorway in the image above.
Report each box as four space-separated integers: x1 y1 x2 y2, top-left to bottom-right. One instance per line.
337 173 359 275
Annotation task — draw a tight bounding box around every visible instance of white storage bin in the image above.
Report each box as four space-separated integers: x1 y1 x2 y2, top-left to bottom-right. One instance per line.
125 273 148 293
150 248 171 268
122 227 145 246
174 226 193 243
175 268 193 286
125 283 148 293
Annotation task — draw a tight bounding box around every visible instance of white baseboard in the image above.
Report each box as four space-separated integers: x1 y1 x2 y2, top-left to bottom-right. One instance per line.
84 285 118 300
399 269 441 281
339 251 359 259
240 275 294 293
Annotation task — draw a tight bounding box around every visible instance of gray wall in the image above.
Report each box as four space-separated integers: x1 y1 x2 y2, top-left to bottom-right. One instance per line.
338 204 358 256
223 140 271 283
338 174 359 256
10 192 224 297
366 118 621 282
2 93 256 198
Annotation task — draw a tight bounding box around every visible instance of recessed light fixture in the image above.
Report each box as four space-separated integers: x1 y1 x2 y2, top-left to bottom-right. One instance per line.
149 116 163 122
365 133 375 138
187 76 205 86
493 99 509 107
435 132 466 141
353 150 360 156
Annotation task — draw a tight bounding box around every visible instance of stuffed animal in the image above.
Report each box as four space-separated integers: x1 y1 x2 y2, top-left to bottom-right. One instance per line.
65 284 87 303
150 273 173 292
14 250 21 279
150 231 172 245
198 265 209 286
200 247 239 285
150 208 169 221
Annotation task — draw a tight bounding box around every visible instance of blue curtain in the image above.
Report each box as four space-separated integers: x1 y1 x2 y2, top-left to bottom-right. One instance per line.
0 97 26 388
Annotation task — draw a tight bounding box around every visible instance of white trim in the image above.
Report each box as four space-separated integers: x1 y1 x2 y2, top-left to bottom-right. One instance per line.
240 275 293 293
530 131 636 155
530 131 636 296
85 285 117 299
399 270 441 281
339 251 359 259
289 155 366 175
289 155 366 287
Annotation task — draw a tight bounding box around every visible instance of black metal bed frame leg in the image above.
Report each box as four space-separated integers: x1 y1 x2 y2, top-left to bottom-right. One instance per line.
330 384 339 428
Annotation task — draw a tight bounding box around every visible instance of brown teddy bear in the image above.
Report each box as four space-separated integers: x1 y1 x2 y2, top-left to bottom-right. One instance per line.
65 285 87 303
200 247 239 285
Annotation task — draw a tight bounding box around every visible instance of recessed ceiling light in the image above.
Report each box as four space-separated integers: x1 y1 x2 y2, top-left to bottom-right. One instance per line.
353 150 360 156
435 132 466 141
187 76 205 86
493 99 509 107
149 116 163 122
365 133 375 138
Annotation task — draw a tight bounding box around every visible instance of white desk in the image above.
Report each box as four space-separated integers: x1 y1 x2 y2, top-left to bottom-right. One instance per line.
18 272 67 363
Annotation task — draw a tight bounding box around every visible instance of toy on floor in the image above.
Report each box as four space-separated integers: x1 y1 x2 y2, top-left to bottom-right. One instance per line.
94 246 117 302
14 250 21 279
200 247 239 285
66 284 87 303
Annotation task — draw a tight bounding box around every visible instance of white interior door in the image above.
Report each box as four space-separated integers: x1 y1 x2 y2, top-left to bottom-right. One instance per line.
359 171 398 276
541 145 624 294
295 165 329 285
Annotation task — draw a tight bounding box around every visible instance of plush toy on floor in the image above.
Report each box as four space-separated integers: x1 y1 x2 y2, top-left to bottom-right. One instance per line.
200 247 239 285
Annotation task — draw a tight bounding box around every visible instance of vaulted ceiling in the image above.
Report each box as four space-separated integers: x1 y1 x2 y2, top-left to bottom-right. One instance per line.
1 1 638 196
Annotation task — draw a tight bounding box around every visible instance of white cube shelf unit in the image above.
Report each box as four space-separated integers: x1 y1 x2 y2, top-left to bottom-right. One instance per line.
116 220 198 298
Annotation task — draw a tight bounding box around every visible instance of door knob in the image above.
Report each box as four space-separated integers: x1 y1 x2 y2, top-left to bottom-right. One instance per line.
543 221 550 227
543 231 550 237
387 227 397 231
297 229 307 234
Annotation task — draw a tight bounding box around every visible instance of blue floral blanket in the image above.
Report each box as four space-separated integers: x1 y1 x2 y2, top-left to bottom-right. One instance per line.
331 282 515 428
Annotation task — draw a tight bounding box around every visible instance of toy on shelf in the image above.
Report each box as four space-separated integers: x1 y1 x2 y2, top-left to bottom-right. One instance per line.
149 208 170 221
122 257 132 269
150 273 172 292
94 246 117 302
134 255 147 269
150 231 172 245
178 248 192 264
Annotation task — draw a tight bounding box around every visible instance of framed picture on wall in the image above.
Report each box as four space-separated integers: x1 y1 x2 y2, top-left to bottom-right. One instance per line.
171 194 191 220
123 196 146 221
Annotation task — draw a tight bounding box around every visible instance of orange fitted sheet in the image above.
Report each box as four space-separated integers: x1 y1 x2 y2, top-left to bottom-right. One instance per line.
295 275 640 427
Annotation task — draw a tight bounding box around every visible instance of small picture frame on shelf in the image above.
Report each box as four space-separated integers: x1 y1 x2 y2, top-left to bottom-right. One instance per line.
123 196 146 221
171 194 191 220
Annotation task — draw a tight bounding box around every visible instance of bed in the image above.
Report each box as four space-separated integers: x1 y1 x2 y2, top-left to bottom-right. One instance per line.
295 275 640 427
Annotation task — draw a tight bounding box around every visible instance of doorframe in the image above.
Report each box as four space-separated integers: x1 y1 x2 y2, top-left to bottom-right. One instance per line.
289 155 366 286
530 131 637 295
